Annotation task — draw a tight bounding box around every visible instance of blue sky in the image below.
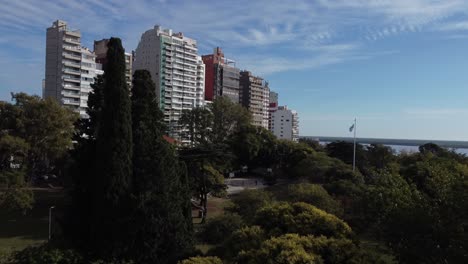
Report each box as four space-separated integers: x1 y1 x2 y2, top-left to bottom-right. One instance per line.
1 0 468 140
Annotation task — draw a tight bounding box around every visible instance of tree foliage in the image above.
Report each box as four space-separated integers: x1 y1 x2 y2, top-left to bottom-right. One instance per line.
199 213 244 244
209 96 251 144
254 202 353 238
0 93 77 179
130 69 193 263
178 256 223 264
227 189 273 222
286 183 343 217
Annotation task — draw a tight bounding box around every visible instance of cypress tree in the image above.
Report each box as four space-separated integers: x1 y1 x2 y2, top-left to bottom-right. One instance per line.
130 70 193 263
93 37 133 258
64 75 104 248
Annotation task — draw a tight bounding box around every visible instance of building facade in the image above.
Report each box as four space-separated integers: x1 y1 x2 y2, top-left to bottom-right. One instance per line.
202 47 240 103
270 105 299 141
44 20 102 118
268 91 278 131
94 39 133 88
133 25 205 139
239 71 270 129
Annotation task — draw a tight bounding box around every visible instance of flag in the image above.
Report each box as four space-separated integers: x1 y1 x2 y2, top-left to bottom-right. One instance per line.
349 124 355 132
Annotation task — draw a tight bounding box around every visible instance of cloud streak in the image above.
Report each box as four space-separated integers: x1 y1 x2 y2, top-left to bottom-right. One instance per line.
1 0 468 97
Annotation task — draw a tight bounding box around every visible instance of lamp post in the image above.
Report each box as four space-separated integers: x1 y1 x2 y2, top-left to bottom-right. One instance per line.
48 206 55 240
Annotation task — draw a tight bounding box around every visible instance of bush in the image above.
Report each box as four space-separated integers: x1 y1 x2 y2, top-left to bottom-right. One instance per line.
287 183 343 217
7 244 82 264
200 214 244 244
255 202 352 238
238 234 393 264
227 189 273 222
0 186 34 215
211 226 266 261
178 256 223 264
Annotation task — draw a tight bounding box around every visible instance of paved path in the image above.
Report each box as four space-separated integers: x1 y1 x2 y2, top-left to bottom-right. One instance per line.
225 178 266 194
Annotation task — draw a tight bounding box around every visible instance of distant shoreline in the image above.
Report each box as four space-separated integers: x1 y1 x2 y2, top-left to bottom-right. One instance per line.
301 136 468 149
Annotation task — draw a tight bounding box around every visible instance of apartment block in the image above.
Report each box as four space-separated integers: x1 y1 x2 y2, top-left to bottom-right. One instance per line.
239 71 270 129
202 47 240 103
94 39 133 88
270 105 299 141
133 25 205 140
44 20 102 118
268 91 278 130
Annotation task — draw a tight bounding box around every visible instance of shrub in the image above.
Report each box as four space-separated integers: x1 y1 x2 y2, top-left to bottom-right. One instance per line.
200 214 244 244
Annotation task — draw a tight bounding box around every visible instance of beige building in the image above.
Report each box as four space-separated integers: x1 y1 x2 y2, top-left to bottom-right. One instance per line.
133 25 205 140
44 20 102 118
240 71 270 129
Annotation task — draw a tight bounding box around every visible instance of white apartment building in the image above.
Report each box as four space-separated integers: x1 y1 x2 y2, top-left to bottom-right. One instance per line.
79 48 103 117
133 25 205 140
270 106 299 142
44 20 102 118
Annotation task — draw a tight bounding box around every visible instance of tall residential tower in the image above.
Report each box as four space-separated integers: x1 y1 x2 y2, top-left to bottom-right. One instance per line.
44 20 102 117
239 71 270 129
133 26 205 139
202 47 240 103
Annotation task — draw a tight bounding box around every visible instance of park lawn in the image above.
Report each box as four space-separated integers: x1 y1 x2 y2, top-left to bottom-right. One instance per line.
0 188 65 255
192 196 228 225
206 197 228 219
193 196 228 253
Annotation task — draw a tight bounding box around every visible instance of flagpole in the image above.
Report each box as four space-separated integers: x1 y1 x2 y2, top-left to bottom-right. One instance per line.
353 118 356 172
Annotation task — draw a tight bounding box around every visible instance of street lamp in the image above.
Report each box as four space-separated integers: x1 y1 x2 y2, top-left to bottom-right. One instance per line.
48 206 55 240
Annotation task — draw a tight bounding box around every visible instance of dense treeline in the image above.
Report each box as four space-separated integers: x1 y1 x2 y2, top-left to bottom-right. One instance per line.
1 37 466 263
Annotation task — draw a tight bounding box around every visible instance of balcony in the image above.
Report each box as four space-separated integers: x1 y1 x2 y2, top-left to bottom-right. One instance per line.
184 56 197 63
62 91 80 98
63 76 81 83
63 37 80 45
62 67 81 75
65 30 81 38
63 60 81 67
62 52 81 60
62 99 80 106
63 45 81 52
63 84 81 90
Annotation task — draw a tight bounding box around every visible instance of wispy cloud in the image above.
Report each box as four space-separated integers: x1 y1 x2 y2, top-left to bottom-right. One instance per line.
403 108 468 119
436 21 468 31
1 0 468 97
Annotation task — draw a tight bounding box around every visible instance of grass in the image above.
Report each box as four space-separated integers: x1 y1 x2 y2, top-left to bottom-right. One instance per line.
0 188 65 255
192 196 229 225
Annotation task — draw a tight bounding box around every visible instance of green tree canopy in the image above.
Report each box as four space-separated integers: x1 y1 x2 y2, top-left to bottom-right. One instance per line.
178 256 223 264
286 183 343 217
227 189 273 222
209 96 251 144
0 93 77 179
254 202 353 238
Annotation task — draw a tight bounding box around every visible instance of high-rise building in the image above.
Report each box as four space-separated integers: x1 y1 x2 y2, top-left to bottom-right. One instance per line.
202 47 240 103
270 105 299 141
94 39 133 88
133 25 205 140
239 71 270 129
44 20 102 118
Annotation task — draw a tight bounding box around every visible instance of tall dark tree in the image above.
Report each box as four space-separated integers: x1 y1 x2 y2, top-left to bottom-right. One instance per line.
64 75 104 249
130 70 193 263
92 37 133 258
